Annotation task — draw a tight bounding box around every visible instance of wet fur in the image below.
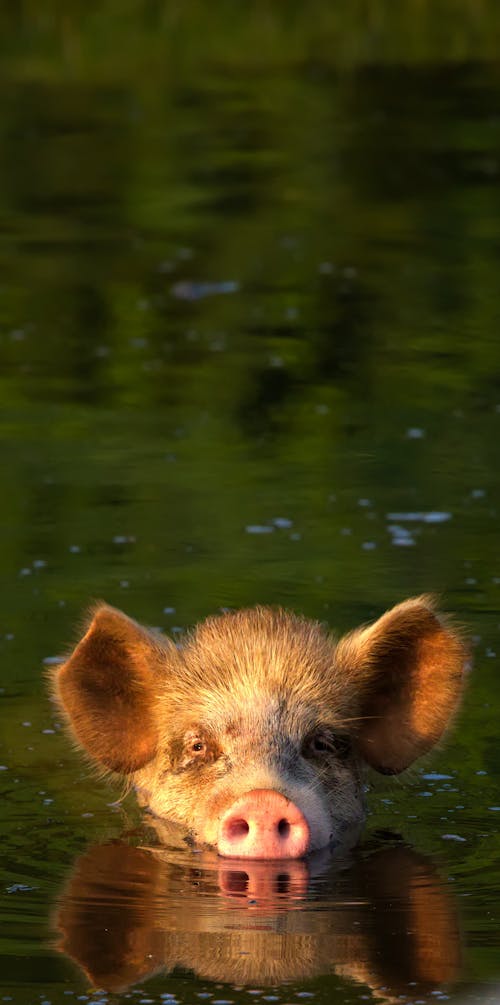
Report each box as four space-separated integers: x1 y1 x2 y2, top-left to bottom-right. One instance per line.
53 597 467 853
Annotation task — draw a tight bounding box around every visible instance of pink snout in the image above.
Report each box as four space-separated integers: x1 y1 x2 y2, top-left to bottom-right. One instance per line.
218 788 311 859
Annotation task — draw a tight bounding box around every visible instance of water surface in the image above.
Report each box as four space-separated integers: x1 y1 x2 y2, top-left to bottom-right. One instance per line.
1 6 500 1004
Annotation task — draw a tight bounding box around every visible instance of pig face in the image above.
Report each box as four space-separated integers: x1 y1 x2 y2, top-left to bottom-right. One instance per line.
53 597 466 859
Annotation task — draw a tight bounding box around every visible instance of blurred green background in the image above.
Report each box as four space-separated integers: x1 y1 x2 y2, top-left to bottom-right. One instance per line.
1 2 500 1002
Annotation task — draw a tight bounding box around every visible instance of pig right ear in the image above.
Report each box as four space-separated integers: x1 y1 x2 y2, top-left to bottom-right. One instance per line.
335 596 467 774
54 605 168 774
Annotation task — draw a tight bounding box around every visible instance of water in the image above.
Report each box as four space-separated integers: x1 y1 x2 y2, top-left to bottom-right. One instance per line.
1 5 500 1004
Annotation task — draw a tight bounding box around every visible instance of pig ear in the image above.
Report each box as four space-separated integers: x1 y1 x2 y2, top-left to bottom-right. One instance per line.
336 597 467 774
54 605 167 774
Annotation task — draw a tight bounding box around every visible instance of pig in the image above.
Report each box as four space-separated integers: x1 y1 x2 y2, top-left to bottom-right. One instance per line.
53 596 466 859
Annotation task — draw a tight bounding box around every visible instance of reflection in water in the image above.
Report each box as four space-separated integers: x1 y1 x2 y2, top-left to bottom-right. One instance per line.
55 839 461 1000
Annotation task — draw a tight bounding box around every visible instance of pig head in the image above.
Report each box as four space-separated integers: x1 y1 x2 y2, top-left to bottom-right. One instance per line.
53 596 466 858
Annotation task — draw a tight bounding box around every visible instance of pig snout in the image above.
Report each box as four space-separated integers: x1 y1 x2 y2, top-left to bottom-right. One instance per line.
218 789 311 859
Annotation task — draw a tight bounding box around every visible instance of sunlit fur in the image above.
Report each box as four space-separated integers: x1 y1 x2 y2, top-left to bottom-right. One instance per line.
53 597 467 854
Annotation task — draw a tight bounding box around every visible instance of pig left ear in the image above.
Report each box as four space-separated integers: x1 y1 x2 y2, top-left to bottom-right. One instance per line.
336 596 468 774
54 605 173 774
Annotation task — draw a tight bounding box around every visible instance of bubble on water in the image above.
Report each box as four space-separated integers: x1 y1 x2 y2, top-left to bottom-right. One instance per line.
471 488 486 499
358 498 372 507
406 427 425 438
171 280 238 301
441 834 466 842
19 567 31 576
362 541 376 550
245 525 274 535
386 511 451 524
33 559 47 569
387 524 416 547
488 806 500 811
43 656 60 666
163 606 176 615
273 517 293 529
69 545 81 554
422 772 453 781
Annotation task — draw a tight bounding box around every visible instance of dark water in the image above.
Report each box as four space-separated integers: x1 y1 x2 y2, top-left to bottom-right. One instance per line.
1 5 500 1004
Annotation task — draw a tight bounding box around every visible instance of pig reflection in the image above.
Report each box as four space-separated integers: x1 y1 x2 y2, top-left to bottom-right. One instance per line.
54 597 466 857
55 840 462 998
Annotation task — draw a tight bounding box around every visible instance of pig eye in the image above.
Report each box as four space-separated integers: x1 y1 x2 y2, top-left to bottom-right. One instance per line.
176 731 217 771
306 732 351 759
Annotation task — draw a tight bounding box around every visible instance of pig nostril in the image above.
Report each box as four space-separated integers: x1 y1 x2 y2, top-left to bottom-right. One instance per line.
227 817 250 840
277 818 290 838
